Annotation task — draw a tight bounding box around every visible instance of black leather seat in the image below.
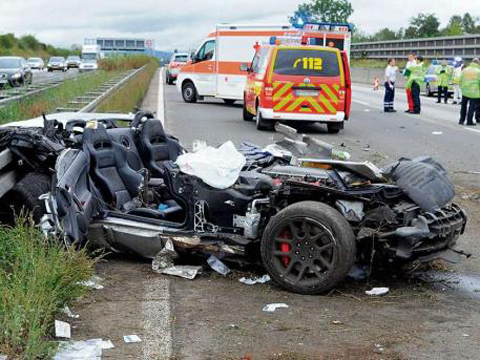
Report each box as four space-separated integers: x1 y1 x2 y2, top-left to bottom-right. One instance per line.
83 123 144 210
137 119 183 177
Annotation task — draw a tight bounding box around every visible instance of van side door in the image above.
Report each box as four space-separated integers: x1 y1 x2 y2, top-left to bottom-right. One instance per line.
193 39 216 96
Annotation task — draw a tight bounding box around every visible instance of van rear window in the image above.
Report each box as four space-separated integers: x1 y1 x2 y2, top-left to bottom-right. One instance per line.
273 49 340 77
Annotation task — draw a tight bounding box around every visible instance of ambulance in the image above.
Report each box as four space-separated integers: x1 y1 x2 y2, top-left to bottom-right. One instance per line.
177 23 352 105
243 31 352 133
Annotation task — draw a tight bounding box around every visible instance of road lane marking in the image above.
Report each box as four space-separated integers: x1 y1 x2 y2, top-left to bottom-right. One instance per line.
157 67 165 126
351 99 372 106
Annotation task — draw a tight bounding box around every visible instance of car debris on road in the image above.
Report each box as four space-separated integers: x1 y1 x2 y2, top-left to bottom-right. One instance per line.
365 287 390 296
262 303 289 312
55 320 71 339
239 274 271 285
123 335 142 343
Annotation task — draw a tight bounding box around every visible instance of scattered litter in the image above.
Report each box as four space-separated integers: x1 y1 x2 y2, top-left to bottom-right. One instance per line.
364 108 370 112
374 343 385 354
160 265 202 280
332 149 351 161
123 335 142 343
53 339 102 360
432 131 443 135
348 264 368 280
365 287 389 296
229 324 239 329
100 340 115 349
262 303 289 312
462 334 470 337
152 239 202 280
363 144 371 151
55 320 71 339
339 142 346 147
331 320 343 325
207 255 230 276
239 274 270 285
62 305 79 319
78 276 104 290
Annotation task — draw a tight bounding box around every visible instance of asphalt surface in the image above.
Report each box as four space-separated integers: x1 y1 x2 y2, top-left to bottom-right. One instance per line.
165 82 480 189
31 68 79 84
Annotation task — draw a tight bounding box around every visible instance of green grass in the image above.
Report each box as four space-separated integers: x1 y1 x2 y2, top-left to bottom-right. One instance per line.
98 55 157 71
97 60 158 113
0 71 119 124
0 220 95 359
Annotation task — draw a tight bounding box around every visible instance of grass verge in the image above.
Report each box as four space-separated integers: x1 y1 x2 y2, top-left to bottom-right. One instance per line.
0 220 95 359
98 55 155 71
0 71 119 124
96 60 158 113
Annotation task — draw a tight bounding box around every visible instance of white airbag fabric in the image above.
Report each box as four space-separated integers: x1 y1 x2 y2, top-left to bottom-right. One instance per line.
175 141 246 189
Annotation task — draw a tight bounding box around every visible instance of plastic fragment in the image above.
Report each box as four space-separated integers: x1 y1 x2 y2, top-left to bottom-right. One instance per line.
160 265 202 280
207 255 230 276
238 275 270 285
53 339 102 360
78 276 104 290
432 131 443 135
62 305 79 319
365 287 389 296
55 320 71 338
123 335 142 343
262 303 289 312
152 240 202 279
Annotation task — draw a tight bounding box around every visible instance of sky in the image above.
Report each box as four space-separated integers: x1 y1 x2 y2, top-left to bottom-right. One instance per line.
0 0 478 51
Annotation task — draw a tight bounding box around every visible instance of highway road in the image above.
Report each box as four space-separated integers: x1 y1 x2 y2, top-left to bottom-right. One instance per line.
164 82 479 189
31 68 79 84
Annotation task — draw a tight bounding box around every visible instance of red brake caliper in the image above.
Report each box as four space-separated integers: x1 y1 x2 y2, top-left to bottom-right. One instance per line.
278 229 291 267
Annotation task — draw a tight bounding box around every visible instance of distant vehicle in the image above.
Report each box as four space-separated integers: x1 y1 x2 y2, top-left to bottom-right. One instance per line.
79 58 98 72
66 55 82 69
423 64 454 97
166 53 188 85
27 57 45 70
243 37 351 133
47 57 67 72
177 22 352 104
0 56 33 87
82 44 102 61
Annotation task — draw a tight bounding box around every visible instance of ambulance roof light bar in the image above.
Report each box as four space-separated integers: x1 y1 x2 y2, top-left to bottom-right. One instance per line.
269 35 315 46
293 21 353 32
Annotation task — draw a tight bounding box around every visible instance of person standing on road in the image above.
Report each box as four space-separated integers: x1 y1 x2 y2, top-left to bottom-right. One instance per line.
453 59 463 104
405 56 425 114
383 58 398 112
436 60 451 104
459 58 480 126
404 54 417 113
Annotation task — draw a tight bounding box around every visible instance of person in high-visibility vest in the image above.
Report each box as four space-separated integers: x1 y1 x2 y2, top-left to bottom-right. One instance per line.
404 53 417 113
452 60 463 105
458 58 480 126
436 60 451 104
405 56 425 114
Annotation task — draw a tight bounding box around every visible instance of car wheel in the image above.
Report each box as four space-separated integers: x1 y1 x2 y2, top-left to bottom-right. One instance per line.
223 99 236 105
182 81 197 103
261 201 356 295
6 173 51 224
255 106 274 131
327 123 341 134
425 83 432 97
243 101 254 121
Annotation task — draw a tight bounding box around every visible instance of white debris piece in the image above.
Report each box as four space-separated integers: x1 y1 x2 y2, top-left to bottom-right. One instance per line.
54 339 102 360
152 239 202 279
239 275 270 285
123 335 142 343
175 141 246 189
55 320 71 338
365 287 390 296
160 265 202 280
262 303 289 312
62 305 79 319
207 255 230 276
77 276 104 290
432 131 443 135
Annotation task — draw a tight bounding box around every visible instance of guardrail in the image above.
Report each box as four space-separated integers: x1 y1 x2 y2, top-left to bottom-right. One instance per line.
352 34 480 60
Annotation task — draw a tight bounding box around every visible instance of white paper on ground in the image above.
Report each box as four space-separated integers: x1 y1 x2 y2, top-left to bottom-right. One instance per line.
123 335 142 343
365 287 390 296
262 303 289 312
101 340 115 349
62 305 79 319
160 265 202 280
53 339 102 360
55 320 71 338
239 274 270 285
175 141 246 189
77 276 104 290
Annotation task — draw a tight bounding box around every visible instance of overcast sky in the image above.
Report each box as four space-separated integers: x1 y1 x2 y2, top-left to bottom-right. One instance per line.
0 0 478 51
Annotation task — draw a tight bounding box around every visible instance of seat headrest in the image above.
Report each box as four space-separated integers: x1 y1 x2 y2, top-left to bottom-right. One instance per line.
83 123 111 148
142 119 166 143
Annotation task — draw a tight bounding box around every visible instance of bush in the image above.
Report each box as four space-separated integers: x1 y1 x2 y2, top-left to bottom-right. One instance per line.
98 55 157 71
0 33 15 49
0 220 95 359
18 35 41 51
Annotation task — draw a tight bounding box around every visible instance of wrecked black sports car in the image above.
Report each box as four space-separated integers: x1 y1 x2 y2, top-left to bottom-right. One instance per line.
0 111 468 294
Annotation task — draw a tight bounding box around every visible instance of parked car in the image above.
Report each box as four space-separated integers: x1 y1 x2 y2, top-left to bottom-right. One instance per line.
166 53 188 84
66 55 82 69
79 58 98 72
0 111 468 294
423 64 454 97
0 56 33 87
27 57 45 70
47 57 67 72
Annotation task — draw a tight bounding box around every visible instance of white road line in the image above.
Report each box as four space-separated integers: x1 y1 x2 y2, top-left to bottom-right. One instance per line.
351 99 372 107
141 66 172 360
157 67 165 126
464 126 480 134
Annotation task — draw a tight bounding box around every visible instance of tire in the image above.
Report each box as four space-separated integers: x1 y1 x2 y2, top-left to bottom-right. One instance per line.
261 201 356 294
182 81 197 103
8 173 51 223
223 99 236 105
255 107 274 131
327 123 341 134
243 102 254 121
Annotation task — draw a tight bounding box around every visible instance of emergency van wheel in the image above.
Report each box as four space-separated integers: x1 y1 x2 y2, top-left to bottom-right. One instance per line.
327 123 342 134
255 107 274 131
243 103 254 121
182 81 197 103
223 99 236 105
261 201 356 294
